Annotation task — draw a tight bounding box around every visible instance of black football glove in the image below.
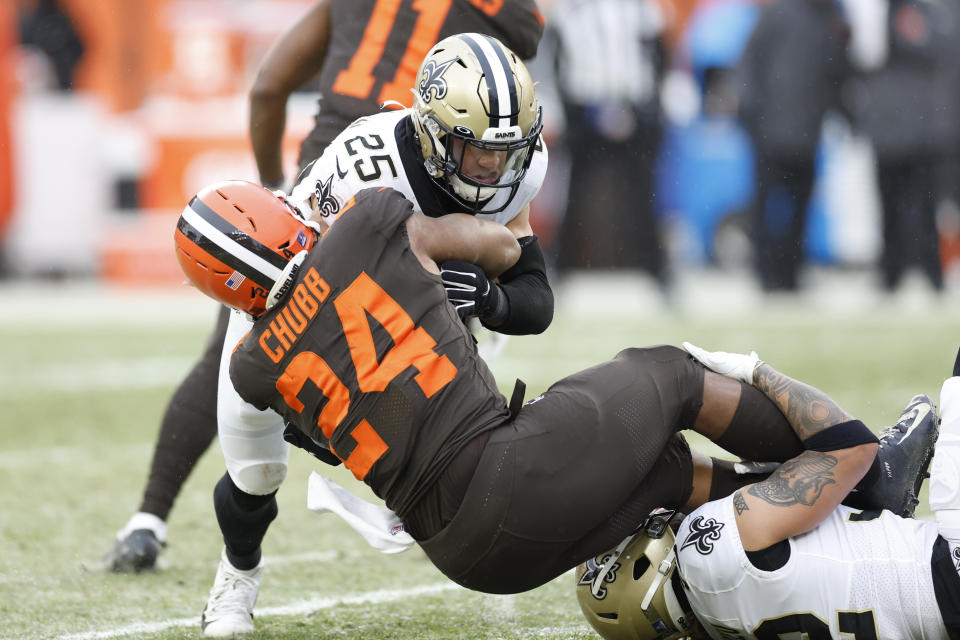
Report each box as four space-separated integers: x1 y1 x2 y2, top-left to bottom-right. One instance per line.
440 260 506 322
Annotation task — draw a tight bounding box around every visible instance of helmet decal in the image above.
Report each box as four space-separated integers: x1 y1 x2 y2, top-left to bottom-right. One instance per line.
679 516 725 555
459 33 519 129
418 57 456 103
577 554 621 600
177 195 286 290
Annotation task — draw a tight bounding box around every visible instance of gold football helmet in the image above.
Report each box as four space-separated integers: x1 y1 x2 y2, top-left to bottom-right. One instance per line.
575 511 699 640
412 32 542 213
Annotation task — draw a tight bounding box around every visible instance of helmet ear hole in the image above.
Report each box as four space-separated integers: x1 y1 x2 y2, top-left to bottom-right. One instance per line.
633 557 651 581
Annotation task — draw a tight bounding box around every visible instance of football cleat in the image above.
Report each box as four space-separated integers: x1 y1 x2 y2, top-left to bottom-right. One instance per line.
103 528 164 573
103 512 167 573
201 549 263 637
846 394 939 518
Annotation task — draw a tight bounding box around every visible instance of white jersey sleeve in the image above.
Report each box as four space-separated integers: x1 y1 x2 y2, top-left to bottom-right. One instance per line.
676 496 947 639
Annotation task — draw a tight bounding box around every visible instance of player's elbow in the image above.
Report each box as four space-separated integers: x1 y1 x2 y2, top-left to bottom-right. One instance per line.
498 241 522 276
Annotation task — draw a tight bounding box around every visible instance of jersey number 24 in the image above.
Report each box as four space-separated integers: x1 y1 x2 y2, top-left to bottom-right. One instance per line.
275 271 457 481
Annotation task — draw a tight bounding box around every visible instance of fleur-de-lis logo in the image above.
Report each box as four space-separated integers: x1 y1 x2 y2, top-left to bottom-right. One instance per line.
314 174 340 218
680 516 724 555
577 554 620 600
418 58 456 103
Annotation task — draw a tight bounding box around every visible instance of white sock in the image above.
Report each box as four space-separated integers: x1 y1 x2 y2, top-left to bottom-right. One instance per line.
117 511 167 544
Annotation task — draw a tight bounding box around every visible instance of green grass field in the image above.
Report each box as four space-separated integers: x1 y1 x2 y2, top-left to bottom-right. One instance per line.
1 277 956 640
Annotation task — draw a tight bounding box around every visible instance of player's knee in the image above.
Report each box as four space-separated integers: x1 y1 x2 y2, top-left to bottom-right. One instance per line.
229 462 287 496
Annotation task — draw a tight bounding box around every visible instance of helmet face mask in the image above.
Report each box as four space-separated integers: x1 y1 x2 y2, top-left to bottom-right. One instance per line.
413 33 542 214
174 180 317 318
575 511 699 640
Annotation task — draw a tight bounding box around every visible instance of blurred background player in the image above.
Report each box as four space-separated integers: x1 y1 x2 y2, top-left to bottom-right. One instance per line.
736 0 852 293
545 0 671 292
575 342 945 639
103 0 545 573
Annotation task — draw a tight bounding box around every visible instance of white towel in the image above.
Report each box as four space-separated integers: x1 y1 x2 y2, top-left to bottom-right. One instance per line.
306 471 415 554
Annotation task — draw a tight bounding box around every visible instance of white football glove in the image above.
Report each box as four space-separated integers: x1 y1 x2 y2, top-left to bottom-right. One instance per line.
682 341 761 384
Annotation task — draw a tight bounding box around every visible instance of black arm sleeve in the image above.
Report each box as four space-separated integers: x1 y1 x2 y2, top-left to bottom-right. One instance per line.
478 235 554 335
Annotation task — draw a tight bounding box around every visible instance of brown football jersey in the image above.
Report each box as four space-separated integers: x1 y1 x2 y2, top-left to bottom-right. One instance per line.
229 187 511 517
306 0 544 150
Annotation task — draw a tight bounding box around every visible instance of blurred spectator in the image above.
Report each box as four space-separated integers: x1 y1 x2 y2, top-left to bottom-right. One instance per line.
736 0 852 292
545 0 670 289
853 0 956 292
17 0 84 91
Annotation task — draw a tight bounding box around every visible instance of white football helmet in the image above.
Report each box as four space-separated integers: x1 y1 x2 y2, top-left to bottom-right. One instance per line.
575 511 700 640
412 32 542 213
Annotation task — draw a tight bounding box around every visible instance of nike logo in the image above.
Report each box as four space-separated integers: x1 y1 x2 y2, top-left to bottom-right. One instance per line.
335 157 348 179
899 404 931 444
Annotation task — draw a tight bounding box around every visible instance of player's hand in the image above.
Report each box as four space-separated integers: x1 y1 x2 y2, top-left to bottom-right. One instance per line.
440 260 495 319
682 341 761 384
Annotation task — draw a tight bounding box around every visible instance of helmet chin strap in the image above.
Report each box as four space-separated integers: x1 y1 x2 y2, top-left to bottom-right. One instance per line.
641 547 676 611
590 533 637 598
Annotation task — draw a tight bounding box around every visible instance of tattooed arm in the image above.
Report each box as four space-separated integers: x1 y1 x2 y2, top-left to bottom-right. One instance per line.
730 362 878 551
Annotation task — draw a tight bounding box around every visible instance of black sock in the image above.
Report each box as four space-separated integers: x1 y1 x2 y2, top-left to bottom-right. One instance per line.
213 472 278 570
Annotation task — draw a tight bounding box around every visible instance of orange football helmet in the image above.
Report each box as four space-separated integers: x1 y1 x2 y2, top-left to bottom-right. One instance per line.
174 180 317 317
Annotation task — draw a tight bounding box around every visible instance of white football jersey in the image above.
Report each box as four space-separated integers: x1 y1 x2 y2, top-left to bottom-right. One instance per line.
676 496 948 639
289 108 548 228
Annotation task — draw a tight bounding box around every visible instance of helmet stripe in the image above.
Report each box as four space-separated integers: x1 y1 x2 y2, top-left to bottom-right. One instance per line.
460 34 518 129
178 198 285 289
188 196 290 271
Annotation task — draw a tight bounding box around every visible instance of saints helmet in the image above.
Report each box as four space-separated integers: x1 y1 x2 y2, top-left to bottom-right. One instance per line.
174 180 317 318
412 32 542 213
575 511 698 640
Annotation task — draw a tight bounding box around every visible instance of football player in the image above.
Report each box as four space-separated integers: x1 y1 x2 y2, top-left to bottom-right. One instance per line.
175 176 926 636
104 1 545 574
576 344 950 640
194 32 554 636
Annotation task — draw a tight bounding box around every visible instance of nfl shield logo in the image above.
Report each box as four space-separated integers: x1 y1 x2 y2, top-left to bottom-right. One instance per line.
225 271 245 290
296 231 307 247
